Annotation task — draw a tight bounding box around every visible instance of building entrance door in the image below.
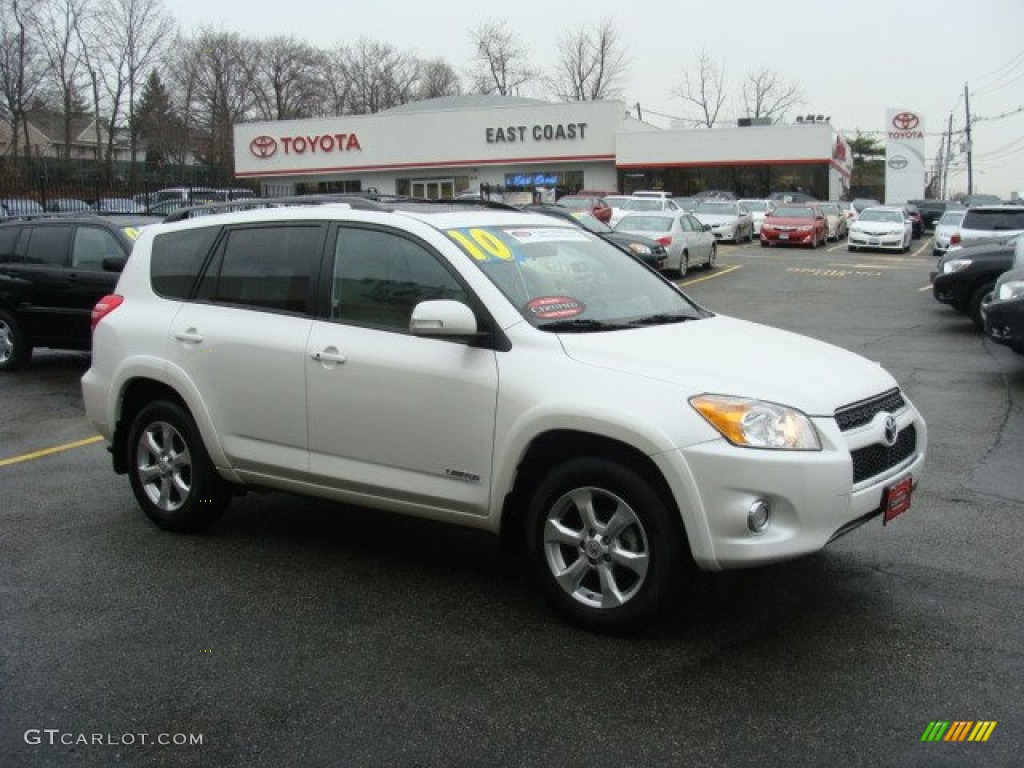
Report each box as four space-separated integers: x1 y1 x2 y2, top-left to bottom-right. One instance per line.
411 179 454 199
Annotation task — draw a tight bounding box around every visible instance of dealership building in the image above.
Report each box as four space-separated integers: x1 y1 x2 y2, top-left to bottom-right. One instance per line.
233 96 853 202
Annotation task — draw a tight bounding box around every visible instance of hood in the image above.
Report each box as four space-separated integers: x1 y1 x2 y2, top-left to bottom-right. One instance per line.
852 220 903 233
557 315 897 416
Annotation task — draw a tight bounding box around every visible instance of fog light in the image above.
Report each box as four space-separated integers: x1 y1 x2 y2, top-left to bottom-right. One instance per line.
747 500 771 533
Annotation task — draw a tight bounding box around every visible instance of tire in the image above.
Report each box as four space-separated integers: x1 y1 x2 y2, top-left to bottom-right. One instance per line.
525 457 684 634
679 252 689 278
969 282 996 332
706 243 717 269
126 400 231 532
0 309 32 372
848 245 857 252
760 239 769 248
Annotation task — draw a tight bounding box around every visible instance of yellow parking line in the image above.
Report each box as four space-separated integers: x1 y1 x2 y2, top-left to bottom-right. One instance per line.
679 264 742 286
0 435 104 468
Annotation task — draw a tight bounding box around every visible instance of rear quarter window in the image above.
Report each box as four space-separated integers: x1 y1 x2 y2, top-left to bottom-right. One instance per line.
150 227 221 298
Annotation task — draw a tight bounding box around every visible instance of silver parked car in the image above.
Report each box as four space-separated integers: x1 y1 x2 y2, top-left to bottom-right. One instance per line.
737 199 774 235
692 200 754 243
614 210 716 276
932 209 967 257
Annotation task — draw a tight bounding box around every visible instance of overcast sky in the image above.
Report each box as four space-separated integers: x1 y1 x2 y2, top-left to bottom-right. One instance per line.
171 0 1024 198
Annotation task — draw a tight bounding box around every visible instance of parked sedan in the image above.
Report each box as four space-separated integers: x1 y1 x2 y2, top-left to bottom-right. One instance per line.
92 197 146 214
986 265 1024 354
759 204 828 248
555 195 612 223
817 202 848 241
692 200 754 243
0 198 46 217
523 204 668 270
45 197 91 213
903 203 924 239
847 206 912 253
737 199 774 235
614 211 716 276
609 196 680 226
933 209 967 257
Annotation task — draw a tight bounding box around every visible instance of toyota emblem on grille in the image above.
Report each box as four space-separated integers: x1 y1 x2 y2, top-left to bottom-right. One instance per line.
892 112 919 131
883 414 899 447
250 135 278 158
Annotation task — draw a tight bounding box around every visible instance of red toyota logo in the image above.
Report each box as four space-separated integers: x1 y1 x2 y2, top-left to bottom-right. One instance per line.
250 135 278 159
892 113 919 131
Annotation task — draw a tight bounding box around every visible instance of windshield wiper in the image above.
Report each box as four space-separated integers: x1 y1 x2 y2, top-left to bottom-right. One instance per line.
628 313 700 326
539 318 631 333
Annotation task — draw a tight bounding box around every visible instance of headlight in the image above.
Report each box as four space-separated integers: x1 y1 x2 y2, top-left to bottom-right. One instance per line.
997 279 1024 301
690 395 821 450
627 243 652 255
942 259 972 273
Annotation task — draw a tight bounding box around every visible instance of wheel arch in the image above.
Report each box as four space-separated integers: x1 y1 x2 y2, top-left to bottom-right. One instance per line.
499 429 690 559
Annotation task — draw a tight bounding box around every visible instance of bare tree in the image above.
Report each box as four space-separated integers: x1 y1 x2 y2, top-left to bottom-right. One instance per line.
337 38 420 114
741 67 802 124
0 0 47 161
247 36 327 121
319 46 352 116
550 17 628 101
674 48 727 128
28 0 88 174
468 19 538 96
417 57 461 101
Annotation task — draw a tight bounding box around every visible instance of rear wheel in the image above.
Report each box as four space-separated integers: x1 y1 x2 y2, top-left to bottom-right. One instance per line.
525 457 685 634
706 243 717 269
127 401 231 532
0 309 32 372
679 251 689 277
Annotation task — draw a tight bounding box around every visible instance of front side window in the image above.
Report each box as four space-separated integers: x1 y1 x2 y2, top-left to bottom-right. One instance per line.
71 227 123 270
331 227 469 331
444 225 704 331
199 225 323 314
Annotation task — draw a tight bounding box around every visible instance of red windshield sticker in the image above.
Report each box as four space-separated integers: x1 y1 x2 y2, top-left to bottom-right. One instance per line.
526 296 586 319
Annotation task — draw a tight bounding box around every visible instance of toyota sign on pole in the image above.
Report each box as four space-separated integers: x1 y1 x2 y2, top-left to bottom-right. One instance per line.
885 108 925 204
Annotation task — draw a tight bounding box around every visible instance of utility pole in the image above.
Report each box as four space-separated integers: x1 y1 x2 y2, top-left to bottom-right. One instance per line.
964 83 974 196
635 103 643 121
942 113 953 199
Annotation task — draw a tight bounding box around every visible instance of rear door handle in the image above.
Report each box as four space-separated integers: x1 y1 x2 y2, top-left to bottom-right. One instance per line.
174 330 203 344
310 348 347 365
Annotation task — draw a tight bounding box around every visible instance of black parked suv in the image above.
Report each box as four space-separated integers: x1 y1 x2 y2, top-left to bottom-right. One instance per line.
931 238 1019 331
0 215 161 370
908 199 964 231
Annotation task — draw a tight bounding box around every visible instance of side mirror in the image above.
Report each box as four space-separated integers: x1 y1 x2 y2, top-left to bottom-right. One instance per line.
410 300 479 338
102 256 127 272
703 224 712 231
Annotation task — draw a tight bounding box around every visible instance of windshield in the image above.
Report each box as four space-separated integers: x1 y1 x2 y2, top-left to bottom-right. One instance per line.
739 200 769 211
443 225 704 331
852 199 880 212
567 211 612 233
695 202 737 215
621 198 665 212
858 209 904 223
772 206 814 218
614 215 673 234
819 204 839 215
556 197 593 210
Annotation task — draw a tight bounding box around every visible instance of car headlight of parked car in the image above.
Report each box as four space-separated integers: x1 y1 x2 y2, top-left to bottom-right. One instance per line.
997 279 1024 301
942 259 973 274
627 243 653 255
689 395 821 450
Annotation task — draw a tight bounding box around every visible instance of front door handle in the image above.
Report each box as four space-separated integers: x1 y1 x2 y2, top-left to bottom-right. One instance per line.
174 329 203 344
310 348 347 365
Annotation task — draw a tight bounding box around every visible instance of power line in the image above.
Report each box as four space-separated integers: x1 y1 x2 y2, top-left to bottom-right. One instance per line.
971 49 1024 89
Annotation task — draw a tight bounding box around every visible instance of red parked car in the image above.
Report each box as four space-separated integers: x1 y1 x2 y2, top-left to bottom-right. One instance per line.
556 195 613 223
760 204 829 248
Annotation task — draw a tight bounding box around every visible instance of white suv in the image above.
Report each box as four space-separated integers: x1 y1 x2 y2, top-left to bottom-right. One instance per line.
82 202 927 633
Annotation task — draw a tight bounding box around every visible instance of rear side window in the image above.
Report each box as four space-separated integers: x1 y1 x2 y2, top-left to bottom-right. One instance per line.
962 210 1024 231
23 226 72 265
198 225 323 314
0 227 20 262
151 227 221 298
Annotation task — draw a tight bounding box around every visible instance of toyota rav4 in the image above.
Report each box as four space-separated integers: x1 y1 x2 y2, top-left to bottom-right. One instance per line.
82 203 927 633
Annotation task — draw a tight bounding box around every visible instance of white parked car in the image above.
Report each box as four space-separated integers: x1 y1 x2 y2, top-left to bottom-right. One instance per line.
847 206 913 252
932 209 967 258
692 201 755 243
613 210 716 276
82 203 926 633
737 199 775 235
609 196 680 227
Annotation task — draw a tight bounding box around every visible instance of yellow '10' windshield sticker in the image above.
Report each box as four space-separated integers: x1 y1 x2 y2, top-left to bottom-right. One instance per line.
444 227 590 262
444 228 514 262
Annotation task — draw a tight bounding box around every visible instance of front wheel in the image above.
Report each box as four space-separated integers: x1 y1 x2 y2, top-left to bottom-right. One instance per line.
707 243 717 269
526 457 685 634
679 251 689 278
970 282 996 332
127 401 231 532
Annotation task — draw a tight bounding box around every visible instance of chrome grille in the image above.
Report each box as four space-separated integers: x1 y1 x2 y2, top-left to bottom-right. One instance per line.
834 389 906 432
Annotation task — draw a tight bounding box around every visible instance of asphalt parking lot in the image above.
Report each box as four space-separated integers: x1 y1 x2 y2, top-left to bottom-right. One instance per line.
2 234 1022 768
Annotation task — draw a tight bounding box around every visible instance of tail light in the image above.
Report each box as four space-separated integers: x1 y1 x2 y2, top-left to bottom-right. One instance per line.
91 294 123 330
950 233 961 245
657 236 672 246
